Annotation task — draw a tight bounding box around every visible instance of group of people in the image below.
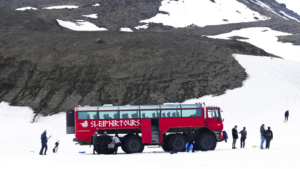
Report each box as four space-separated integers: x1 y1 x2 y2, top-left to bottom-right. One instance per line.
231 126 247 149
230 125 273 149
92 131 121 155
260 124 274 149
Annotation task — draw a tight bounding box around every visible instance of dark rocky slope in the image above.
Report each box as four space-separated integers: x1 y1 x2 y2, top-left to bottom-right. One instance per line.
0 29 274 114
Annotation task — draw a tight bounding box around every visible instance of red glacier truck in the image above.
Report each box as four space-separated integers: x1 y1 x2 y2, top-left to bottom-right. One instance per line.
66 103 224 154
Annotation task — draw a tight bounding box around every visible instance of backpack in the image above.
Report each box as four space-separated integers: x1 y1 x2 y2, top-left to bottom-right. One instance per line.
265 130 272 138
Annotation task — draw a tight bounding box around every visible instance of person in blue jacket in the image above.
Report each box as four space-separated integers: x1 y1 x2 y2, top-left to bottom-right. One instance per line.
40 130 51 155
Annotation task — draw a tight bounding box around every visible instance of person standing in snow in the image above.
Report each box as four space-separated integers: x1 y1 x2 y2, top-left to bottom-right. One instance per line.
239 127 247 148
92 132 99 154
285 110 289 121
186 130 196 152
232 126 238 149
260 124 266 149
111 136 121 154
265 127 273 149
40 130 51 155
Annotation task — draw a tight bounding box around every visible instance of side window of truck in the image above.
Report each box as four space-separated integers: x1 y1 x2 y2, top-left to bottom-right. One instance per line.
207 109 219 118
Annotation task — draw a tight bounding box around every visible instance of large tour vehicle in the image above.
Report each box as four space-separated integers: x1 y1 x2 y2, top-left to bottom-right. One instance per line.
66 103 224 154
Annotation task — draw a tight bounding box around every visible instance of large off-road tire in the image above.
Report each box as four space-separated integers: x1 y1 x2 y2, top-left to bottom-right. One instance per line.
167 134 187 152
196 132 217 151
123 135 144 154
162 135 171 152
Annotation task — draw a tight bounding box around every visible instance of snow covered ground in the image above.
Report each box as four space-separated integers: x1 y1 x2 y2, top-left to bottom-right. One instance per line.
140 0 269 28
82 14 98 19
15 7 37 11
208 27 300 62
120 27 133 32
1 54 300 168
56 19 107 31
43 5 79 10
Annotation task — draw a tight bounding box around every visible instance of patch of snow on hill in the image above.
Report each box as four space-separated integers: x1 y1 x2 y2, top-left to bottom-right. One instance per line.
56 19 107 31
15 7 37 11
135 24 149 29
140 0 269 28
93 3 100 7
82 14 98 19
120 27 133 32
1 55 300 168
43 5 79 9
276 0 300 15
208 27 300 62
279 10 300 23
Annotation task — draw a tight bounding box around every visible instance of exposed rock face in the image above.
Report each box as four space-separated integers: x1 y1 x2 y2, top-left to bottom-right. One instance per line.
0 28 274 114
277 34 300 46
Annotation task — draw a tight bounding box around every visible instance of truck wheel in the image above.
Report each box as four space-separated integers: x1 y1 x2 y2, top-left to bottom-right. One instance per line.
162 135 171 152
196 132 217 151
123 135 144 154
167 134 187 152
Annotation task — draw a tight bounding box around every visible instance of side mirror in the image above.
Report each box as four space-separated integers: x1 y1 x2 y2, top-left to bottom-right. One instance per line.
223 118 225 122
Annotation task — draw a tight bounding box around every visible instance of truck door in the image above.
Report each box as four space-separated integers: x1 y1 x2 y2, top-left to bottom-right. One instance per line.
141 119 152 143
204 108 222 130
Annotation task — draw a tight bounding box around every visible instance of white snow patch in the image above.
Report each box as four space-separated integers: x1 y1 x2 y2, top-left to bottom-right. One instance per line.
120 27 133 32
140 0 269 28
15 7 37 11
135 24 149 30
279 10 300 23
43 5 79 10
208 27 300 62
82 14 98 19
93 3 100 7
1 54 300 168
56 19 107 31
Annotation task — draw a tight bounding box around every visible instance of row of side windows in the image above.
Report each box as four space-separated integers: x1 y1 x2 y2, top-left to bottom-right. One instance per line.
77 109 202 120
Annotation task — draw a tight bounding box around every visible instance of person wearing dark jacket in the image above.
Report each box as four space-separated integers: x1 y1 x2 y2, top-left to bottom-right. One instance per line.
186 130 196 152
100 131 112 154
260 124 266 149
92 132 99 154
39 130 51 155
265 127 273 149
232 126 238 149
285 110 289 121
239 127 247 148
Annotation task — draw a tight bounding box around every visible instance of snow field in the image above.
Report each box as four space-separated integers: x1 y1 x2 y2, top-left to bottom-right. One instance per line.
82 14 98 19
140 0 269 28
1 54 300 168
43 5 79 10
208 27 300 62
15 7 38 11
56 19 107 31
120 27 133 32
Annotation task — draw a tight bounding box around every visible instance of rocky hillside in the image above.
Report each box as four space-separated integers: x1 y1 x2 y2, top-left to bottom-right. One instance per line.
0 0 299 114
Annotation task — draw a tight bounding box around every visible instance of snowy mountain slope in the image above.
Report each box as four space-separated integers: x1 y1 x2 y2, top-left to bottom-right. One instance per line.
243 0 300 22
276 0 300 15
1 54 300 168
207 27 300 62
140 0 269 28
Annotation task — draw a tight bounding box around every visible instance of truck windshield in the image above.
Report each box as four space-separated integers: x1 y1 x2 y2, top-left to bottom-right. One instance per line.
208 109 220 119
